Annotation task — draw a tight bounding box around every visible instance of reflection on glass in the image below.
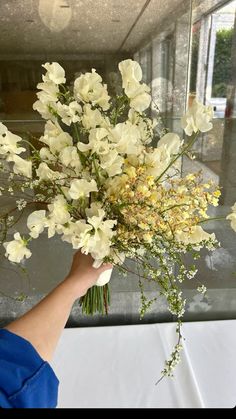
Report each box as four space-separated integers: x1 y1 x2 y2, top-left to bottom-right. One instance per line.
38 0 72 32
188 0 236 196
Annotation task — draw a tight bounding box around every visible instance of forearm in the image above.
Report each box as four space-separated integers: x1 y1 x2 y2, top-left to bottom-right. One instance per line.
4 251 111 362
5 277 83 362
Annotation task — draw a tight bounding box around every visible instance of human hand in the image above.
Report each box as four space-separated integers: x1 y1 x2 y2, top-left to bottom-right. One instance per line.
65 251 112 298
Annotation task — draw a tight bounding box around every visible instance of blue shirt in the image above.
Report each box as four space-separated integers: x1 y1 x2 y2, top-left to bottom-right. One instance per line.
0 329 59 408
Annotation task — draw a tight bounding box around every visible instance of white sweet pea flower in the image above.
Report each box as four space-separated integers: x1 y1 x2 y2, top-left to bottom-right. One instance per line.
4 232 31 263
27 210 47 239
0 124 25 155
40 121 72 154
81 104 103 130
61 220 92 249
181 99 214 136
56 101 82 126
74 69 110 110
68 179 98 200
85 202 103 218
37 81 59 104
226 203 236 232
80 209 117 261
129 83 151 113
77 128 110 155
7 155 32 178
118 59 151 112
39 147 56 162
42 62 66 85
118 59 142 90
44 120 63 139
48 195 71 225
33 100 55 120
36 162 63 182
158 133 182 155
100 149 124 177
111 121 142 155
145 147 171 178
0 122 7 135
175 226 215 246
59 146 82 171
44 217 57 238
128 109 156 144
48 132 73 154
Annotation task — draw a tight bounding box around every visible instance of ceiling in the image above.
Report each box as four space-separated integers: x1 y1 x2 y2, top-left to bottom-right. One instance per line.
0 0 188 56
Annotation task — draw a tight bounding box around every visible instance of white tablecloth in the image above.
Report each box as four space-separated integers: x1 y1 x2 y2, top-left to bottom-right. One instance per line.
51 320 236 408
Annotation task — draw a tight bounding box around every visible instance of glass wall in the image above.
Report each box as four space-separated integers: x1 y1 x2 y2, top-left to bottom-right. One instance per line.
0 0 236 325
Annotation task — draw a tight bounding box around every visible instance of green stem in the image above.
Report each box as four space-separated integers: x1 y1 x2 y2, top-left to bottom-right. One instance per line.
92 155 101 188
156 131 199 182
79 284 110 315
21 138 38 153
160 203 190 214
198 216 226 224
73 123 80 141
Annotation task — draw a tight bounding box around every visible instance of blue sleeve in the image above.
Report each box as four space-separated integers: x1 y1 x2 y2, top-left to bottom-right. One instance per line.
0 329 59 408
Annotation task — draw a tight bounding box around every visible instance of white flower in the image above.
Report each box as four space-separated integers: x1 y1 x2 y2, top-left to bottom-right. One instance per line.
36 162 63 182
226 203 236 232
85 202 103 218
77 128 110 155
100 149 124 177
181 99 214 136
61 220 92 249
40 121 73 154
81 104 103 130
145 147 171 178
27 210 47 238
42 62 66 85
128 109 156 144
158 133 182 155
7 155 32 178
39 147 56 162
48 195 71 225
40 120 62 146
118 59 151 112
4 232 31 263
59 146 81 171
37 81 59 104
74 69 110 110
175 226 215 245
0 124 25 155
56 101 82 126
68 179 98 200
111 121 142 155
33 100 55 120
118 59 142 90
48 132 73 154
44 218 57 238
0 122 7 136
80 209 117 261
129 83 151 113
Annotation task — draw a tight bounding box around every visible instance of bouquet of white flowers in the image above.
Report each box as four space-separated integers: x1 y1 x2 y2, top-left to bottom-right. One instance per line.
1 59 236 378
